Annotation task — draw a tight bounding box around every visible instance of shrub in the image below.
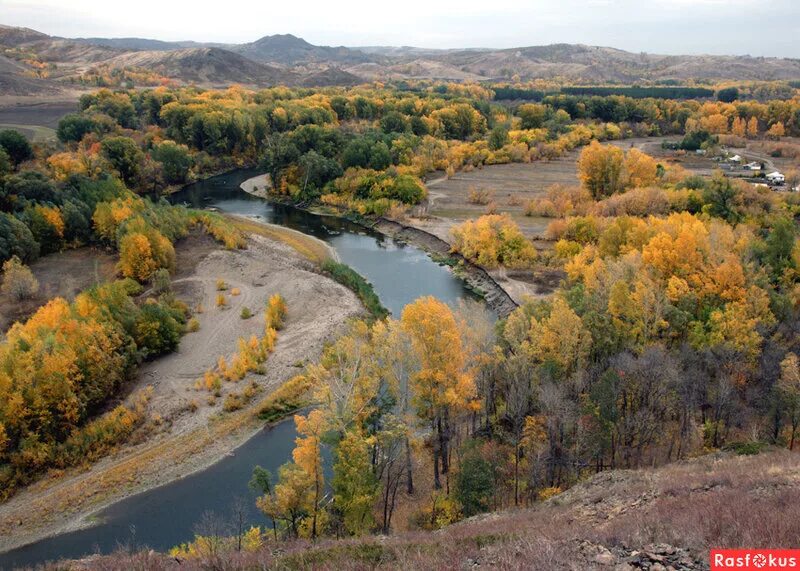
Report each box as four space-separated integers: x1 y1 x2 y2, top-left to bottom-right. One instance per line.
266 293 287 330
450 214 537 269
186 317 200 332
216 293 227 308
230 287 241 296
240 307 253 320
223 393 244 412
1 256 39 301
216 279 228 291
467 188 493 205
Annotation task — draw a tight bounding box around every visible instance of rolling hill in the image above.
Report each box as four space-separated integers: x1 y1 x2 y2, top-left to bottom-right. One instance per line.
2 24 800 98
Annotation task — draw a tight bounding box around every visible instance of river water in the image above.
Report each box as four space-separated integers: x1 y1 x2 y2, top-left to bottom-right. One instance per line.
0 170 478 570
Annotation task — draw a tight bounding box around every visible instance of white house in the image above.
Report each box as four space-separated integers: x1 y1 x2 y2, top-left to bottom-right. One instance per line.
729 154 742 163
766 171 785 184
744 162 762 171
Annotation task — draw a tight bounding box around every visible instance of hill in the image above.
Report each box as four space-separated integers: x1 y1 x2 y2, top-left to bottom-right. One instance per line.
101 47 295 86
52 449 799 570
2 24 800 97
435 43 800 82
232 33 373 65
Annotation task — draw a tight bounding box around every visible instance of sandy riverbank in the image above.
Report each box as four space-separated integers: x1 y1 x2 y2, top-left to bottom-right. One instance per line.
0 232 362 554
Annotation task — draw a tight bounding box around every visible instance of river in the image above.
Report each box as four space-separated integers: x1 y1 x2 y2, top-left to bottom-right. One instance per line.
0 169 481 570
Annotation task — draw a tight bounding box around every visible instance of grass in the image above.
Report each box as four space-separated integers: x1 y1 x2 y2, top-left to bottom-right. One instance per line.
230 216 333 264
257 374 315 422
0 123 57 143
321 259 389 320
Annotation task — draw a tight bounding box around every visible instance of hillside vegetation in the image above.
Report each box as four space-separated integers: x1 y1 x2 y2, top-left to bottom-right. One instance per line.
46 450 800 569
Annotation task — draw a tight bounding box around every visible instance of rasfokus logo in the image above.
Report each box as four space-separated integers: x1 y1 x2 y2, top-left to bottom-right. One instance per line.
711 550 800 570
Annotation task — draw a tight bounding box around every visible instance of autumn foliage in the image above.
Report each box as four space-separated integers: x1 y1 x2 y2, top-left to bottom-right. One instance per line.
450 214 537 269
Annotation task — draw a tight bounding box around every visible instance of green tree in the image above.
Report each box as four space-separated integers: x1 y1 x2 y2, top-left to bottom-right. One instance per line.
454 441 496 517
0 130 33 166
488 125 509 151
56 113 99 143
151 141 193 184
702 171 741 223
380 111 409 134
101 137 144 187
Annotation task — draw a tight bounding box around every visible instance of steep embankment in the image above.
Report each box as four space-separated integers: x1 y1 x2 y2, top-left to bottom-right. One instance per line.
239 174 519 317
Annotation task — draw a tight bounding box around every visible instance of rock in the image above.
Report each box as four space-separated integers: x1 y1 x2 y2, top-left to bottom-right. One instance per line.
595 549 617 566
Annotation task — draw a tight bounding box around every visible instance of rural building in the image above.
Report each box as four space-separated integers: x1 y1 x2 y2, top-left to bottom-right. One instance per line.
766 171 785 184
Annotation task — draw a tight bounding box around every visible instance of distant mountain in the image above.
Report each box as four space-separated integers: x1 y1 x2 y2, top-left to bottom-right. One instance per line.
71 37 222 51
1 24 800 98
232 34 374 66
436 44 800 82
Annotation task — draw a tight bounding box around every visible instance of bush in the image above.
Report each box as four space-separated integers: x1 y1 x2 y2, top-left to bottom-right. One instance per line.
1 256 39 301
134 300 184 358
216 279 228 291
266 293 287 329
186 317 200 332
467 188 493 205
216 293 227 308
450 214 537 269
240 307 252 319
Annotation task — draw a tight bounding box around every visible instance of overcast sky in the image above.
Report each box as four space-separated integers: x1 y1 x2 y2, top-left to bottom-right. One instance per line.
3 0 799 57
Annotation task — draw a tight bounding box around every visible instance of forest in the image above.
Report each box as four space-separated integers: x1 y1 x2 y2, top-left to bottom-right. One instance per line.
0 79 798 559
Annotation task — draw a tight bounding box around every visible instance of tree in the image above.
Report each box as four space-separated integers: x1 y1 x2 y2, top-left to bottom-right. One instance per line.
0 212 39 263
332 429 378 536
716 87 739 103
101 137 144 187
517 103 547 129
0 148 11 177
450 214 537 269
249 466 278 540
56 113 99 143
401 297 476 489
0 130 33 166
778 353 800 450
488 125 509 151
702 171 742 223
455 441 497 517
1 255 38 301
152 141 192 184
767 122 786 140
4 171 58 204
292 410 326 539
747 117 759 138
380 112 409 134
25 205 64 254
296 151 342 199
624 148 658 188
134 301 183 358
577 141 625 198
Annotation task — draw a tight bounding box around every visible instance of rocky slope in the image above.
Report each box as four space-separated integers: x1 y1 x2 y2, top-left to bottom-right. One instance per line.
38 449 800 570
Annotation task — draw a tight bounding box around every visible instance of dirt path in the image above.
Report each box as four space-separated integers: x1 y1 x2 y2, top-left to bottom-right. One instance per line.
0 233 363 553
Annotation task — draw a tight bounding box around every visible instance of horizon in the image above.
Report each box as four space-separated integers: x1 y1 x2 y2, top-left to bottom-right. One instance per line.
3 0 800 58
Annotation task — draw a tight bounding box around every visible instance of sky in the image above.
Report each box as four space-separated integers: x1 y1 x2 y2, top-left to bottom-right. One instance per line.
3 0 800 57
